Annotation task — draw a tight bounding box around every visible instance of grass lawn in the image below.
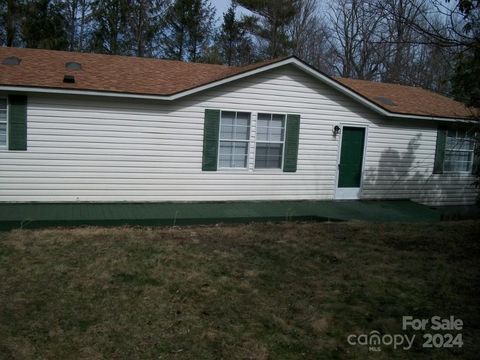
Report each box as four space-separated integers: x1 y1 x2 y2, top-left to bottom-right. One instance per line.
0 221 479 359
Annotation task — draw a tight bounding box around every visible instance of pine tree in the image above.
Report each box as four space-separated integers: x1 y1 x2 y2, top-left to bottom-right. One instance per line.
90 0 130 55
236 0 299 58
21 0 68 50
160 0 215 62
127 0 167 57
218 2 254 65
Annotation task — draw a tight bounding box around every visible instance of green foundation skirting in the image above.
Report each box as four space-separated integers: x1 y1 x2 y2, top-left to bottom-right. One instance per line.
0 200 443 230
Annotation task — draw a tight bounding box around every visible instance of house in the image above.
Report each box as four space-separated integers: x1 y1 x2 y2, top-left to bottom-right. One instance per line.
0 47 478 207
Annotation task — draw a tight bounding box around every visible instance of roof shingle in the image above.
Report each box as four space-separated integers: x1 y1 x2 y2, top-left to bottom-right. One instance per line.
0 47 475 119
336 77 474 119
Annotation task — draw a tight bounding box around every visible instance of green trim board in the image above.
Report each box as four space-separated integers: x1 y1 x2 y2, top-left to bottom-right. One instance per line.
0 200 442 230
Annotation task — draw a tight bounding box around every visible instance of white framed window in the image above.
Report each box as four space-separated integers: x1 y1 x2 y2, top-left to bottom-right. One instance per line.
444 128 475 173
255 113 286 169
0 98 7 148
218 111 251 169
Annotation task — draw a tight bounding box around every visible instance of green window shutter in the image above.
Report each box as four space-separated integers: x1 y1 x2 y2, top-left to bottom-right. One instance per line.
283 114 301 172
473 136 480 176
202 109 220 171
8 95 27 151
433 126 446 174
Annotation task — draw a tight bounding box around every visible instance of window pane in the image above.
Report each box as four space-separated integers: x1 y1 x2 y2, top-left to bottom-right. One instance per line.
444 128 476 173
269 127 284 142
0 110 6 123
220 112 250 140
265 143 283 156
233 156 247 168
255 143 283 169
0 123 6 146
447 129 456 138
254 113 285 168
219 141 234 154
446 136 475 151
445 150 473 172
218 156 231 168
271 114 285 127
218 111 250 168
445 136 457 149
258 113 271 122
257 119 269 128
234 142 248 155
460 139 475 151
234 126 250 140
256 114 285 142
255 155 283 169
0 99 6 110
256 126 284 142
444 161 470 172
236 112 250 127
220 125 234 139
219 141 248 168
220 125 250 140
221 111 235 125
256 126 268 141
446 150 472 163
219 154 247 168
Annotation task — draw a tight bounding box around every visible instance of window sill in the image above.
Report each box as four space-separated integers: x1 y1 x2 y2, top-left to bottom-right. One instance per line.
253 168 284 173
440 171 474 176
217 168 249 172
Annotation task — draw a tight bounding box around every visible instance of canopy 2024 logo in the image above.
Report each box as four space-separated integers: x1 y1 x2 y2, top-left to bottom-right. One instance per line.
347 316 463 352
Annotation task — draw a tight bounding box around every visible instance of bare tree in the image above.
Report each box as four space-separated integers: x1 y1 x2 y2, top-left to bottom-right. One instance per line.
0 0 23 47
289 0 331 73
379 0 422 82
327 0 385 79
63 0 92 52
290 0 318 57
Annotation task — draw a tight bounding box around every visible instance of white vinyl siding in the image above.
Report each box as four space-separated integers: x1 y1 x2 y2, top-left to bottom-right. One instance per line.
0 65 477 205
0 98 7 147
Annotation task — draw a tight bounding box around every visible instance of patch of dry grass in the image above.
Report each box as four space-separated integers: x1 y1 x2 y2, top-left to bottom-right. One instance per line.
0 221 479 359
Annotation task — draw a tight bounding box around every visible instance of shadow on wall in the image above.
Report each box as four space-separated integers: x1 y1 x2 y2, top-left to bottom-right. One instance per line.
362 133 476 206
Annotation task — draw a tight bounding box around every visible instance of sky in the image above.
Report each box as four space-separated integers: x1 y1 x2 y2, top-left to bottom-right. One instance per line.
211 0 251 22
212 0 232 16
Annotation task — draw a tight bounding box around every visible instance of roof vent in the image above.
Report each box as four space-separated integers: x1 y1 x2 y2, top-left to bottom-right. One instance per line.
66 61 81 70
3 56 21 66
63 75 75 83
375 96 397 106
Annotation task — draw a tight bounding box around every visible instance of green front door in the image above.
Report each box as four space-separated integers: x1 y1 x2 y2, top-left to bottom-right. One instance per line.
338 127 366 188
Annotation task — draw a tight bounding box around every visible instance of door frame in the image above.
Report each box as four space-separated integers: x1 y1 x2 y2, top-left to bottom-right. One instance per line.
334 124 368 200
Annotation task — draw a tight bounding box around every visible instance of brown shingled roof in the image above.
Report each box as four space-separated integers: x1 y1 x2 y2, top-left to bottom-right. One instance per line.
0 47 475 120
336 77 475 119
0 47 282 96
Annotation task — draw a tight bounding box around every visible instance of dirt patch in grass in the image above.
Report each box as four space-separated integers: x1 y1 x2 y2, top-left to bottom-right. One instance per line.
0 221 479 359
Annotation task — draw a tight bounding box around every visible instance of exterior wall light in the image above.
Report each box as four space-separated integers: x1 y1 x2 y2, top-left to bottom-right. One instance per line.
333 125 341 137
